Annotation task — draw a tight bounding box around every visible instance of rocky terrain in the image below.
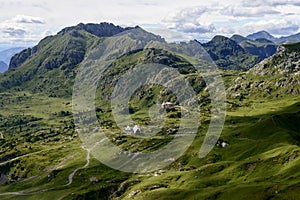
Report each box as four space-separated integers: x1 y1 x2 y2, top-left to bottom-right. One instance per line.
228 43 300 100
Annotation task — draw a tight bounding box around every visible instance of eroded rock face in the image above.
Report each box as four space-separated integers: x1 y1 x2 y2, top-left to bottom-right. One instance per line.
58 22 132 37
227 44 300 98
9 48 32 70
252 45 300 76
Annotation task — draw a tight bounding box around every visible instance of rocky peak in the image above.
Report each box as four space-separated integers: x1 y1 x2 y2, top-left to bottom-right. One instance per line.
9 48 32 70
57 22 133 37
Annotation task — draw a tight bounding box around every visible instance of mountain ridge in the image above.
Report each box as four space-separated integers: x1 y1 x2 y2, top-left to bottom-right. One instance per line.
247 30 300 44
231 34 277 59
57 22 135 37
201 35 260 70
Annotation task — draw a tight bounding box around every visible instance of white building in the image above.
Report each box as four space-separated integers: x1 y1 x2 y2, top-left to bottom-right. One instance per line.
133 125 141 134
123 125 132 134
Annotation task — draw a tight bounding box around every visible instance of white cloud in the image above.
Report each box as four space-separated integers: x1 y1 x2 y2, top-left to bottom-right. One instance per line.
162 1 300 40
11 15 45 24
242 20 300 36
2 27 27 37
180 23 215 34
143 27 192 42
220 6 280 17
0 15 46 47
42 29 53 37
163 7 216 34
242 0 300 7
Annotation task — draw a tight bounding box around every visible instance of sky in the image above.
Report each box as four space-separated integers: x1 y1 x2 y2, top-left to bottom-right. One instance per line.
0 0 300 49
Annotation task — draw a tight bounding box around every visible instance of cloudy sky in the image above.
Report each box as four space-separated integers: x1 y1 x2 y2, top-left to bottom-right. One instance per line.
0 0 300 49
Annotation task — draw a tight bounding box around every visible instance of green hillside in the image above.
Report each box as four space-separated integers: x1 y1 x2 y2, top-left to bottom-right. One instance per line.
202 36 260 70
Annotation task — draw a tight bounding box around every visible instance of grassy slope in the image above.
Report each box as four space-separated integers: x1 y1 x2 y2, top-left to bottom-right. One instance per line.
1 92 298 200
0 29 102 97
117 96 300 200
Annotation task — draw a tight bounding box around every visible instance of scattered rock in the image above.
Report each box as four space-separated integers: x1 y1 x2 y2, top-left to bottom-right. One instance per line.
128 190 141 198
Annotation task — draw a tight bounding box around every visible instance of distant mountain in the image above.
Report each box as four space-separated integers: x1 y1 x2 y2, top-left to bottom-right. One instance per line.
231 34 277 59
275 33 300 44
246 31 275 41
202 35 260 70
0 47 25 72
0 61 8 73
247 30 300 44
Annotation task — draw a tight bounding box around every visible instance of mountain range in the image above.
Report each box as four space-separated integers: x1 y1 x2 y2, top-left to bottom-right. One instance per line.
0 22 299 199
0 47 26 73
247 30 300 44
4 27 300 74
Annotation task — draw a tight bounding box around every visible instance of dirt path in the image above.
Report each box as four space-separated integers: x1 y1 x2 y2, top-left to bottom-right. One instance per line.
66 137 107 185
66 146 90 186
0 138 107 196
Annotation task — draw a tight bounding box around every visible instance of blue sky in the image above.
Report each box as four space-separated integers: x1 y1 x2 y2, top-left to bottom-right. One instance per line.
0 0 300 48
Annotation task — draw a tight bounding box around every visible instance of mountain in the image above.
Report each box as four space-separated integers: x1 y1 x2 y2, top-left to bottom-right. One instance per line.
0 47 25 72
202 35 260 70
276 33 300 44
8 22 138 70
246 30 275 41
0 23 299 199
2 23 164 97
231 34 277 59
247 30 300 44
0 61 8 73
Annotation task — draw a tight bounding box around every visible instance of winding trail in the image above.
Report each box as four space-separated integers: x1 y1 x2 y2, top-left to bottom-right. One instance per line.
66 146 90 186
66 138 107 185
0 138 107 196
